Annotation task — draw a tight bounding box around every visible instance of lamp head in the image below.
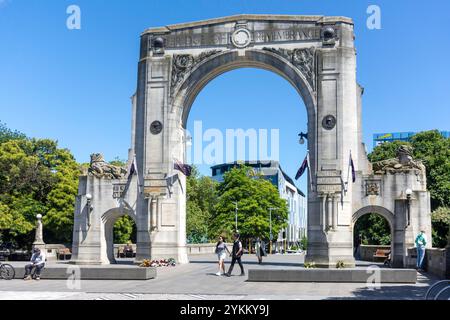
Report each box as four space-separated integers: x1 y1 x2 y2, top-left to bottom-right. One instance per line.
86 193 92 201
299 136 305 145
36 214 42 220
405 188 413 196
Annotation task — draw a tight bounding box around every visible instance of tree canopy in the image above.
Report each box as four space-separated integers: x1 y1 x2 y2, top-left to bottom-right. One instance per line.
354 213 391 245
0 127 81 248
186 166 218 243
210 166 288 241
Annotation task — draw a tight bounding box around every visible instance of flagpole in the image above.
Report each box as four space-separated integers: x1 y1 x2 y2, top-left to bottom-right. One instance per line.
307 150 314 192
346 150 352 190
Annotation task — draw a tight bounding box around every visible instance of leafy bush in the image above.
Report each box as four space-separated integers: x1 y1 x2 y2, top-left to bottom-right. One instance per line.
304 262 316 269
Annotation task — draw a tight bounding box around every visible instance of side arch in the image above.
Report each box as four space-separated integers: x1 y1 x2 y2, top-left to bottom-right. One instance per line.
101 204 136 264
352 205 395 265
352 205 395 230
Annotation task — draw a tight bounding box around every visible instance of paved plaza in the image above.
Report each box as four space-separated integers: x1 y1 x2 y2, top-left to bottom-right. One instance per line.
0 253 438 300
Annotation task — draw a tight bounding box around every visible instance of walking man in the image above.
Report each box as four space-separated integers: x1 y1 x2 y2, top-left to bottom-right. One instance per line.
225 233 245 277
415 230 427 271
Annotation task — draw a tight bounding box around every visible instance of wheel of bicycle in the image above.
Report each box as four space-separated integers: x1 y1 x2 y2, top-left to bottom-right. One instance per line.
0 264 15 280
425 280 450 300
434 286 450 300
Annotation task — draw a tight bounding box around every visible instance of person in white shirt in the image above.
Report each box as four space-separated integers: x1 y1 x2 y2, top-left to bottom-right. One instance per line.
24 247 46 280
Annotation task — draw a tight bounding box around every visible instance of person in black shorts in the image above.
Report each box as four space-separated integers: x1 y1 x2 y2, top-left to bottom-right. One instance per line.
225 233 245 277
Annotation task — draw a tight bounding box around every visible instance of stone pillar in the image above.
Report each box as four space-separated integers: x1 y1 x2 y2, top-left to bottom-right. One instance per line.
150 197 158 231
332 194 338 230
327 195 333 230
305 21 358 268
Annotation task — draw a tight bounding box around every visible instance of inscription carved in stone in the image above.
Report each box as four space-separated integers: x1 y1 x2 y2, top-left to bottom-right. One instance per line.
262 47 315 90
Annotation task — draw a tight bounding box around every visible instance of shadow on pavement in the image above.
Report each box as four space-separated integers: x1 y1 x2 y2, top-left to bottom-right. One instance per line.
325 271 438 300
189 260 303 267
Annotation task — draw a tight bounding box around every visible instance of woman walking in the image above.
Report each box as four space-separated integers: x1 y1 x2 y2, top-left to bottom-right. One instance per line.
215 236 230 276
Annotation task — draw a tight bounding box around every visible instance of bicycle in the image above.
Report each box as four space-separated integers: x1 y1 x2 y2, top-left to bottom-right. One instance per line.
0 262 15 280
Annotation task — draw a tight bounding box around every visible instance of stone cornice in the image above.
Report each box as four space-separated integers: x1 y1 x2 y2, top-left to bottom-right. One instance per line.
142 14 353 35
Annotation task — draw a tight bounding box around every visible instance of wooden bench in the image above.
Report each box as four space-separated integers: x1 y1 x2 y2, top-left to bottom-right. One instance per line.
117 247 135 258
57 248 72 260
373 249 390 261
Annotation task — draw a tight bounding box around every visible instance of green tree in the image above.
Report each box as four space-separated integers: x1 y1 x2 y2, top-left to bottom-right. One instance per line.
43 147 81 244
0 121 26 144
431 207 450 248
109 157 127 167
211 166 288 242
409 131 450 209
368 140 410 163
354 213 391 245
186 166 218 243
0 129 81 248
113 216 136 244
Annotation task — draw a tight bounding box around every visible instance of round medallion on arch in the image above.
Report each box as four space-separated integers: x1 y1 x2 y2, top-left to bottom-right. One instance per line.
322 115 336 130
231 28 252 48
150 120 163 135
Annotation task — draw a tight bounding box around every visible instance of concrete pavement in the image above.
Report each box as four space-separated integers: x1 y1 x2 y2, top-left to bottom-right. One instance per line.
0 253 438 300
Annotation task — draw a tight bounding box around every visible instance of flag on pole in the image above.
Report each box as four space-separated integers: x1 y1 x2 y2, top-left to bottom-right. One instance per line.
295 155 309 180
128 154 138 177
173 159 192 177
340 175 346 207
166 173 181 196
349 152 356 183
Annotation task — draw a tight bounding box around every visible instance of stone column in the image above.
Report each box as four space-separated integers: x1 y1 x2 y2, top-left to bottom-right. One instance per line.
150 197 158 231
327 194 333 230
332 194 337 230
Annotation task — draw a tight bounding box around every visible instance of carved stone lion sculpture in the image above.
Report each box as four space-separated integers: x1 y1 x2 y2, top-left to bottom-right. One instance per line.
372 145 425 173
88 153 127 179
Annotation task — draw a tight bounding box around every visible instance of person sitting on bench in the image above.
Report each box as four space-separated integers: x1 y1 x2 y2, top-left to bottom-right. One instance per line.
123 243 134 258
24 248 46 281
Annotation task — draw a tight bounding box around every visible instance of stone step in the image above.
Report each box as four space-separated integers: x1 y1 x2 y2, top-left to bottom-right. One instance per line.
247 268 417 283
12 265 156 280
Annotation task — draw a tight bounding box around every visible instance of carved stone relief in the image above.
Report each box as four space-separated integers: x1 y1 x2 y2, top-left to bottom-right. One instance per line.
262 47 315 90
171 50 222 95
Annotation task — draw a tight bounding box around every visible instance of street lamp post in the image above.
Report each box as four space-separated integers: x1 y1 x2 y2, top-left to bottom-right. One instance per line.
268 207 278 254
233 201 238 232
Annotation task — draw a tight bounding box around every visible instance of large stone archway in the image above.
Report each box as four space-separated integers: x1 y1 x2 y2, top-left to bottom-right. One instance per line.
71 15 432 267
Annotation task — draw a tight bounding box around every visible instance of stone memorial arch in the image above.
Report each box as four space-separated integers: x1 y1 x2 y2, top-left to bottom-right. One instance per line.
71 15 431 267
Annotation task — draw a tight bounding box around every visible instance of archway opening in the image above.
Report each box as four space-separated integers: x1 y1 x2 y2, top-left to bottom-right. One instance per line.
113 216 137 262
184 66 309 254
353 212 392 265
102 208 136 264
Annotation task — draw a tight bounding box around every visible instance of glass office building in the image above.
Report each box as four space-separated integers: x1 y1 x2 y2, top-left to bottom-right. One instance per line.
373 131 450 148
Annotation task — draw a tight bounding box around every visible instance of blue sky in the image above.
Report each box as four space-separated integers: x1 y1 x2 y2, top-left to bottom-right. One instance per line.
1 0 449 193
